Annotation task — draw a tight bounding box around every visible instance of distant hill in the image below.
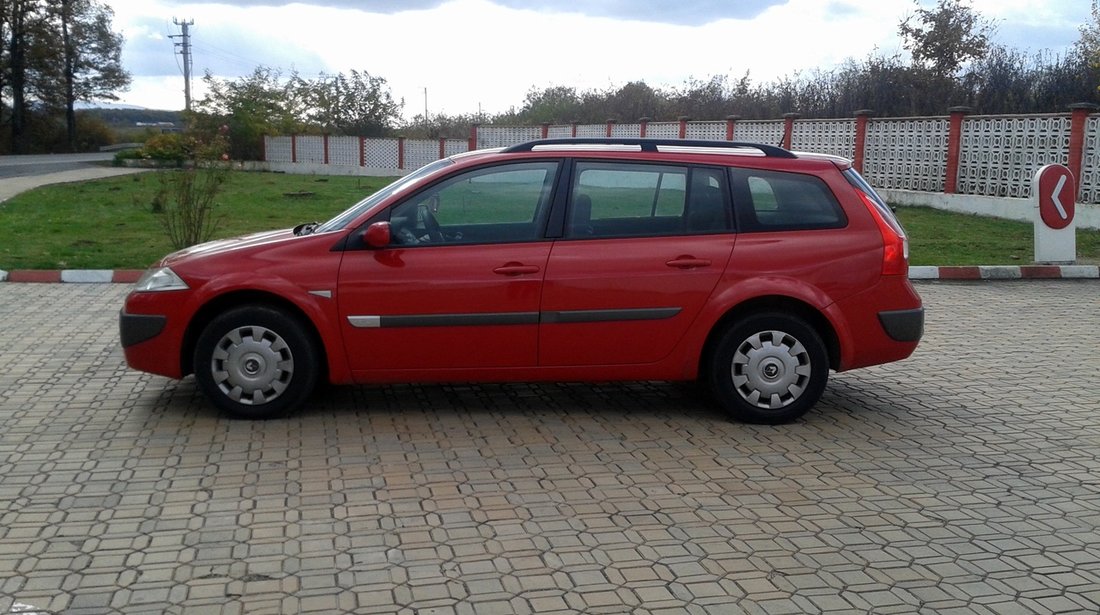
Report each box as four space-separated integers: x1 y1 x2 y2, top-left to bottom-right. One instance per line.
83 108 184 129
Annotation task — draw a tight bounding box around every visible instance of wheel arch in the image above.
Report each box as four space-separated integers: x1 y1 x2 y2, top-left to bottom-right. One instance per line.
698 295 841 378
180 290 328 381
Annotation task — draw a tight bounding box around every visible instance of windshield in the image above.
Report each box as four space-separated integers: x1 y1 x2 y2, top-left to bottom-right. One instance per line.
313 158 454 233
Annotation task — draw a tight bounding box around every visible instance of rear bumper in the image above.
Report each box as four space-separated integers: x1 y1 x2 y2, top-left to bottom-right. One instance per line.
878 307 924 342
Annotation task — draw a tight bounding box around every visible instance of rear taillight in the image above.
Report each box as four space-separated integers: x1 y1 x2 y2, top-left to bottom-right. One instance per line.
856 189 909 275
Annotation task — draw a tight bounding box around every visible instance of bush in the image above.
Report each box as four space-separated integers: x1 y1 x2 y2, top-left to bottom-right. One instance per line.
140 133 187 162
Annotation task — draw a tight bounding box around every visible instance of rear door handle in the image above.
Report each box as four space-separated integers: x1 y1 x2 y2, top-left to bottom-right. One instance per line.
493 263 541 276
666 257 711 269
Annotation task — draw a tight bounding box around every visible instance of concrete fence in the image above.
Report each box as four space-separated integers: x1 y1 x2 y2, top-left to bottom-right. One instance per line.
262 104 1100 228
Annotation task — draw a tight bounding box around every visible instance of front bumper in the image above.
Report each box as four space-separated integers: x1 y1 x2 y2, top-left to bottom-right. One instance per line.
878 307 925 342
119 310 167 347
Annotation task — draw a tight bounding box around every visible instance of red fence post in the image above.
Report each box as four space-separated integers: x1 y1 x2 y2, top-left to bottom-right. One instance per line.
468 124 479 152
678 116 690 139
397 136 406 170
540 123 550 139
291 134 297 163
571 122 577 138
359 136 366 167
606 119 617 138
853 109 874 174
782 113 800 149
1068 103 1098 199
639 117 650 138
439 138 446 160
323 134 329 165
944 106 972 194
725 115 740 141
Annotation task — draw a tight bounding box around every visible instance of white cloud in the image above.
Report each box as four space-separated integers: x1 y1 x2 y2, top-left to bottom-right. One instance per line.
104 0 1091 116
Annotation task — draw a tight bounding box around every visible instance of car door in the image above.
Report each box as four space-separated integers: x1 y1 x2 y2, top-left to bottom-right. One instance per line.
539 162 735 366
338 160 559 374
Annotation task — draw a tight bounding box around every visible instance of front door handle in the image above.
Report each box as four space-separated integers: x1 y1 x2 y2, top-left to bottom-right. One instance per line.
493 263 541 276
666 257 711 269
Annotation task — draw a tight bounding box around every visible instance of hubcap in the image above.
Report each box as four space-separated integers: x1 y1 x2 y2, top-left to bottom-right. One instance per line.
210 325 294 406
731 330 812 410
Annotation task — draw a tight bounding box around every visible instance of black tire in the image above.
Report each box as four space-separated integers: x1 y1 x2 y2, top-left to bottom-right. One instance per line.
708 313 829 424
193 305 319 419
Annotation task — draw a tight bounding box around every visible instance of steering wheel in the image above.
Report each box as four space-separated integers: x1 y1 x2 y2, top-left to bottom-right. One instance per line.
419 204 445 243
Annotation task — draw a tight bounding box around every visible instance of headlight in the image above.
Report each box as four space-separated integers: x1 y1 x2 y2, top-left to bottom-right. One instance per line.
134 267 189 292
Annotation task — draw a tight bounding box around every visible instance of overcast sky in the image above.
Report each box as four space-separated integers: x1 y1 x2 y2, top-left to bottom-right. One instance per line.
109 0 1091 118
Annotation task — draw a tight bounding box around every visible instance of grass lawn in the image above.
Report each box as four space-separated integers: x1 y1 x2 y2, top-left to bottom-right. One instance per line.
0 170 1097 269
0 171 396 270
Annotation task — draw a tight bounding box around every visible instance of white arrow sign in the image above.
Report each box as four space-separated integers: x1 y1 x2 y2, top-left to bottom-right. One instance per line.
1052 174 1068 220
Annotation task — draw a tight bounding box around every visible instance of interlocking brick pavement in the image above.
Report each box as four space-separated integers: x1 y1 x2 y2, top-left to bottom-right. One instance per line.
1 281 1099 614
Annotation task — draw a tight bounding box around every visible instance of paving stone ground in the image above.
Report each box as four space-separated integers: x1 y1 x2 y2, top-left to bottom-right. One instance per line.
1 281 1099 615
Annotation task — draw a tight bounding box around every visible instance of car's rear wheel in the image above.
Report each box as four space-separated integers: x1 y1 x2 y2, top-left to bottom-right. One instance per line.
709 313 828 424
193 306 318 419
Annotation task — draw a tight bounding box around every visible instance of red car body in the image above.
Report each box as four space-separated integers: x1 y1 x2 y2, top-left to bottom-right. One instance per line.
121 139 922 423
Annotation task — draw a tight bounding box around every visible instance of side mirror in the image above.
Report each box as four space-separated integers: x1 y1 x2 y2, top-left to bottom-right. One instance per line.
362 221 391 248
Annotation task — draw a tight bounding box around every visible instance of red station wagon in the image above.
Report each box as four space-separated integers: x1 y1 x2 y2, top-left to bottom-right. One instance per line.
120 139 923 424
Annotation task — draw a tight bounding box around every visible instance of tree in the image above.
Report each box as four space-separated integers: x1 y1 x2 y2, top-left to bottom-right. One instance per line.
54 0 130 151
194 67 309 160
898 0 995 76
5 0 39 153
298 69 401 137
1 0 127 153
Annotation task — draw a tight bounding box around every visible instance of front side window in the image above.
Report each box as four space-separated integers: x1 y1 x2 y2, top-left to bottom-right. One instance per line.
730 168 847 232
568 163 730 238
388 161 558 246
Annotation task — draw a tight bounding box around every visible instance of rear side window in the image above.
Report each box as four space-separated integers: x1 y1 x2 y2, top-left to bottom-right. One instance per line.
730 168 847 232
568 162 731 238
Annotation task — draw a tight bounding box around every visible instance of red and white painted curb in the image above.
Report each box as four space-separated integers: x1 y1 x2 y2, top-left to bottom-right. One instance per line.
907 265 1099 280
1 266 1097 284
0 269 145 283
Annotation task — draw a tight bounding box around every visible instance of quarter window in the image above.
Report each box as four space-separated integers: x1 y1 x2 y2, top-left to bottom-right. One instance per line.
731 168 847 231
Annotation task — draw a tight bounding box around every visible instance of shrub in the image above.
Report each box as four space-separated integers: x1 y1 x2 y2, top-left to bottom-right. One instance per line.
141 133 187 162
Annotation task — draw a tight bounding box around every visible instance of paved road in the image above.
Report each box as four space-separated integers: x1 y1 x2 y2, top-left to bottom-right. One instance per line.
1 281 1099 614
0 153 144 203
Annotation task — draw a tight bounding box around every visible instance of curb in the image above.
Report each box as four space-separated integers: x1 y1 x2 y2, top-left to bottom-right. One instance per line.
1 266 1097 284
907 265 1099 280
0 269 144 283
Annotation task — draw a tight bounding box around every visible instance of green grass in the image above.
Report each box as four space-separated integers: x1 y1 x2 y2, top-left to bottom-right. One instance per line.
895 206 1100 266
0 171 396 269
0 171 1097 269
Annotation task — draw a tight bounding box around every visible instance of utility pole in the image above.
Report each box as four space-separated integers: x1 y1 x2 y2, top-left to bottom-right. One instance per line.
170 18 194 111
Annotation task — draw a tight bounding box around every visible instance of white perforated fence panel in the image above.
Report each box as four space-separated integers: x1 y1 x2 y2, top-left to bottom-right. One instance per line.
791 119 856 159
1081 117 1100 205
958 115 1071 199
646 122 680 138
477 126 541 149
265 136 292 162
611 123 640 138
296 136 324 164
685 121 726 141
863 118 948 192
548 125 574 138
574 124 606 138
443 139 467 157
735 121 784 146
405 139 440 170
328 136 359 166
364 139 398 169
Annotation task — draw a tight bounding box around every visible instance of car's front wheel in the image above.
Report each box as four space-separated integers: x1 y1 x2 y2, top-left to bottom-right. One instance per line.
709 313 829 424
193 306 319 419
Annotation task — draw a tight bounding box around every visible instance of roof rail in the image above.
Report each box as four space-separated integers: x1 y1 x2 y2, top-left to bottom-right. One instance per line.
501 138 797 158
